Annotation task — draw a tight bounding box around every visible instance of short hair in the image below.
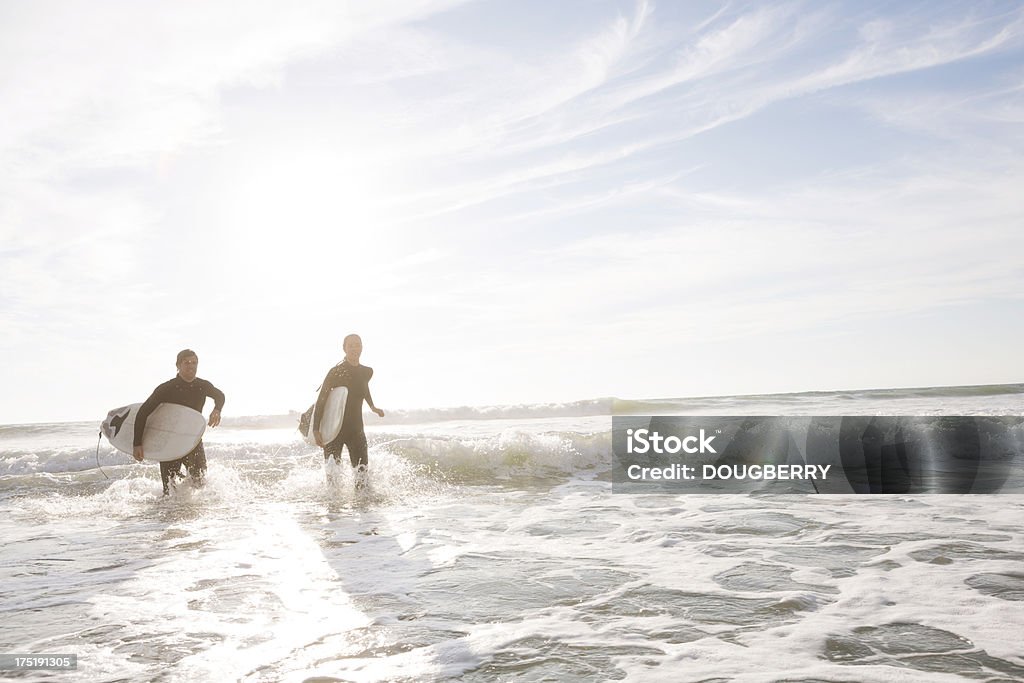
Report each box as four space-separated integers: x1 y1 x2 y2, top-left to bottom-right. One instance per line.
343 334 361 348
176 348 198 364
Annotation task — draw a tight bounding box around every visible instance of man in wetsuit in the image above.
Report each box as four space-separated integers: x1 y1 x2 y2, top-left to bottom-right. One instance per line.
133 349 225 495
313 334 385 480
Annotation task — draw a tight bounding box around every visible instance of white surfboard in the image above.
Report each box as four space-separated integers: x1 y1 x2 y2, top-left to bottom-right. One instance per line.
300 386 348 446
101 403 207 462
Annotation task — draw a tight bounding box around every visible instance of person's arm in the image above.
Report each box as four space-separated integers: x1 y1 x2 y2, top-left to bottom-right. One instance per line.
132 384 166 461
365 368 384 418
204 380 226 427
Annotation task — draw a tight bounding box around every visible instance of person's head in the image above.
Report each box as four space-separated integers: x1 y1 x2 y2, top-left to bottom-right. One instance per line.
343 334 362 364
176 349 199 382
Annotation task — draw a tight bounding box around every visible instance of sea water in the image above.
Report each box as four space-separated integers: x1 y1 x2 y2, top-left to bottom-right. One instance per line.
1 386 1022 682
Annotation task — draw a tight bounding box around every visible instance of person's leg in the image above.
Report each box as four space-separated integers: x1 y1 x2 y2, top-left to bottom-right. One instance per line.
160 458 185 495
184 442 207 487
347 432 368 469
159 461 171 495
323 441 343 485
323 441 343 464
347 432 369 489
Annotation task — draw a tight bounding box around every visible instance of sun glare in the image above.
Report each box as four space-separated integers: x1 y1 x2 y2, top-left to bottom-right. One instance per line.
219 145 385 293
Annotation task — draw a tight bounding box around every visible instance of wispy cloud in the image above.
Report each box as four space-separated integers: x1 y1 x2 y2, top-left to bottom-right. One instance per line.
346 3 1024 236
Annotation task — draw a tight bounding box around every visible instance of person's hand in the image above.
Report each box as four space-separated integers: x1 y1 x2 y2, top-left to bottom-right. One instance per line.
132 446 144 462
208 408 222 428
372 407 385 418
314 430 324 447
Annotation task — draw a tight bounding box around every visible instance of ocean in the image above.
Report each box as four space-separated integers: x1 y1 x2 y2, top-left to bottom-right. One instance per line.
1 385 1023 682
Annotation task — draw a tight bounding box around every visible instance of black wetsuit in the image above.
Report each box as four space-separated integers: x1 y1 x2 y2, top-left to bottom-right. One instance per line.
313 361 374 468
135 376 225 494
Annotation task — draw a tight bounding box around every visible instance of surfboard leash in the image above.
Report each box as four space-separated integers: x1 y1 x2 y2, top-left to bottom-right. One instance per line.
95 431 111 480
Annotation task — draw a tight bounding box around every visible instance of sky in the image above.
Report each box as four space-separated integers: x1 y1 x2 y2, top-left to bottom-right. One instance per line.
2 0 1023 422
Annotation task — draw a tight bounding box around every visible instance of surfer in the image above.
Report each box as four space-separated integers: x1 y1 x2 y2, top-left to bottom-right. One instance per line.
133 349 225 495
313 334 385 484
